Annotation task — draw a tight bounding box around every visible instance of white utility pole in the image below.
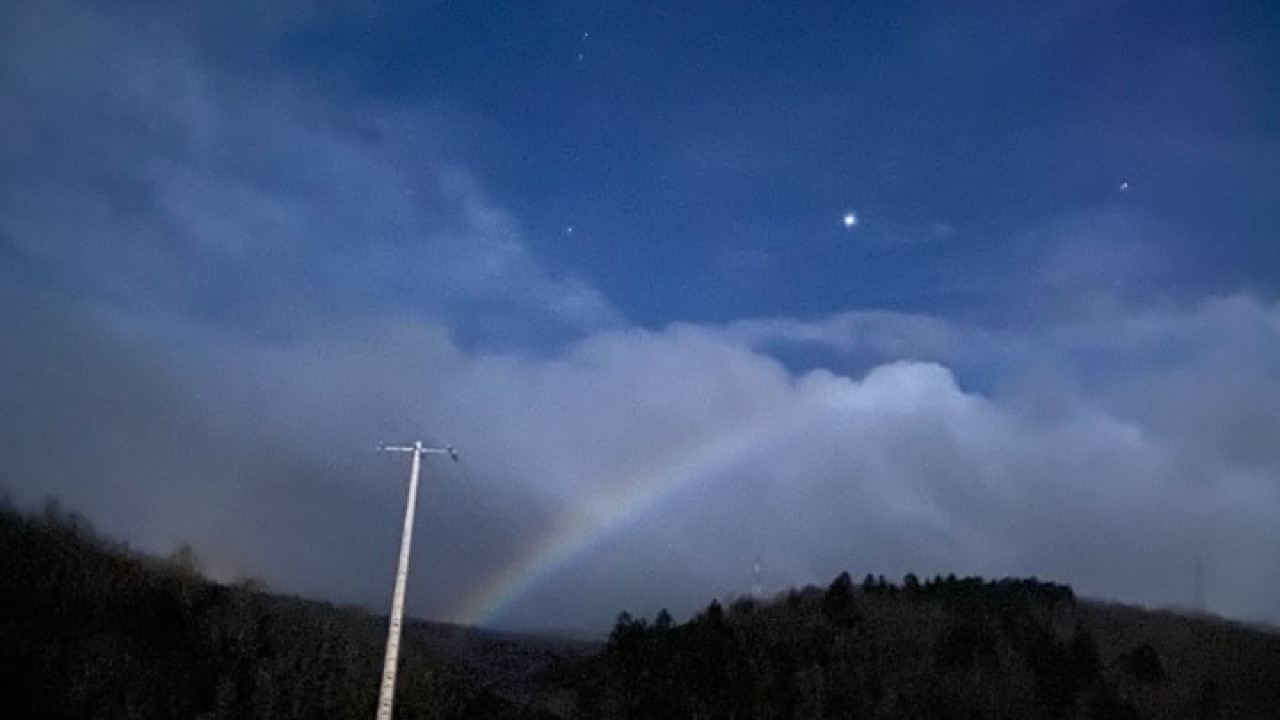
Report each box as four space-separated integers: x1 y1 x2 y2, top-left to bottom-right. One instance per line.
375 441 458 720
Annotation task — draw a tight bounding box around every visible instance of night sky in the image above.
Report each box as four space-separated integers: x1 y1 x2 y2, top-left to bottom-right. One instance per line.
2 0 1278 631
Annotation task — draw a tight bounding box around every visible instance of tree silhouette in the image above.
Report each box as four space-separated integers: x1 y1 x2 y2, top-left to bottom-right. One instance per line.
822 571 859 627
904 572 920 593
1121 642 1165 683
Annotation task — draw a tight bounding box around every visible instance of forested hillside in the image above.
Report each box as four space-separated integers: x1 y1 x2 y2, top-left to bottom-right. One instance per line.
3 497 1277 719
567 574 1280 719
0 498 563 719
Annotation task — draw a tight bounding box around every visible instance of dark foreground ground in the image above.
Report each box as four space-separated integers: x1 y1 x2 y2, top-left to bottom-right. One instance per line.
3 498 1277 719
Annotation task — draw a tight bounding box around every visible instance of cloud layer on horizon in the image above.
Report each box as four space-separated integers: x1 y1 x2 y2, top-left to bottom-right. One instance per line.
3 291 1278 630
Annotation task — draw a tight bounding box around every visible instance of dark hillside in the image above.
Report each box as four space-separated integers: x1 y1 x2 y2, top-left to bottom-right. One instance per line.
1076 600 1280 719
0 498 566 719
555 573 1280 720
3 497 1277 719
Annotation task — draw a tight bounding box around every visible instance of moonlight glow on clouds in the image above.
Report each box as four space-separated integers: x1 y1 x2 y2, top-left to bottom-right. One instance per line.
1 0 1278 631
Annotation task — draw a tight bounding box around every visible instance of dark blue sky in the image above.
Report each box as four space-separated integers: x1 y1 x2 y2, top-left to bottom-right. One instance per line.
233 0 1280 328
2 0 1279 629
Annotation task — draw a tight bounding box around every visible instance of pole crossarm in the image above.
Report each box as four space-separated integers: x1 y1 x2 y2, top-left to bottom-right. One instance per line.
373 439 458 720
379 442 458 459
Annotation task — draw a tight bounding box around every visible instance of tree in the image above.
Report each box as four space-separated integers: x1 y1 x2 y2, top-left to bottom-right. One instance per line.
823 572 858 628
654 608 673 632
1197 678 1219 720
704 599 724 623
1089 681 1141 720
730 596 756 616
1121 643 1164 683
169 542 203 577
793 664 826 720
40 495 63 524
1069 624 1100 682
828 571 854 596
608 611 644 647
904 572 920 593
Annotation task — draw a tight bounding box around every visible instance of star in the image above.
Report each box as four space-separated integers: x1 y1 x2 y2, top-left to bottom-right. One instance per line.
843 212 858 229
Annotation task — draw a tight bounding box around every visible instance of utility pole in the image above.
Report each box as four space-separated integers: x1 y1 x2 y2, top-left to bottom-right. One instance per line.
375 441 458 720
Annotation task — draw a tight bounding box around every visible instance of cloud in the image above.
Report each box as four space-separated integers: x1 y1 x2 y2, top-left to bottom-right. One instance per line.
4 285 1278 631
0 0 617 340
501 299 1280 627
1 0 1277 635
723 310 968 361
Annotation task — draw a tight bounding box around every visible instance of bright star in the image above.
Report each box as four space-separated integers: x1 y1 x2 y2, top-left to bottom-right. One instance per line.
843 212 858 229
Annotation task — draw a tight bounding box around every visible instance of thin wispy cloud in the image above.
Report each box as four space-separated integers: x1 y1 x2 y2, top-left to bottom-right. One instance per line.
0 0 615 339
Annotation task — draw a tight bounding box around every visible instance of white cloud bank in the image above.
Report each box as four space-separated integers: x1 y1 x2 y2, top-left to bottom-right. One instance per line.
3 294 1277 631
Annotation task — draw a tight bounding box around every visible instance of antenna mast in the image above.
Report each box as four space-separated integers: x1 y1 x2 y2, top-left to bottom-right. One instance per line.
1193 555 1206 614
752 556 763 600
375 441 458 720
